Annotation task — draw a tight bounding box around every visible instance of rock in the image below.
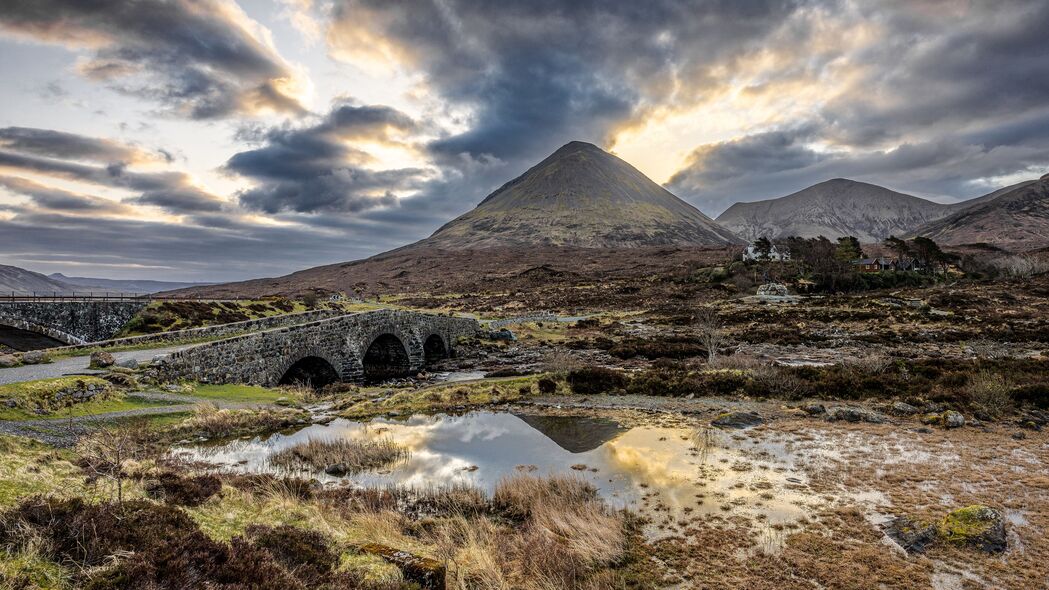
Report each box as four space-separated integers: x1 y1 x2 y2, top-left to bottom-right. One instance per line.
359 543 446 590
20 350 50 365
324 463 348 476
0 354 18 368
1011 431 1027 440
938 505 1007 553
890 401 920 416
757 283 789 297
487 328 517 341
89 350 115 369
827 407 886 424
117 358 139 369
942 410 965 429
801 403 826 416
882 516 937 554
711 411 764 429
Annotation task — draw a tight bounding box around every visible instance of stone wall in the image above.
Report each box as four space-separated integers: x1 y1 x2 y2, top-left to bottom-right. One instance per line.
153 310 479 386
46 308 344 353
0 301 148 344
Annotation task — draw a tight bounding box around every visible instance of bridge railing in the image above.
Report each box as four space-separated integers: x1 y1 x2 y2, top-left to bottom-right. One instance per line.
0 292 252 302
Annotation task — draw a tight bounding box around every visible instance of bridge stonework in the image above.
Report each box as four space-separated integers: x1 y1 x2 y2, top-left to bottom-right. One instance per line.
0 301 148 346
153 310 480 386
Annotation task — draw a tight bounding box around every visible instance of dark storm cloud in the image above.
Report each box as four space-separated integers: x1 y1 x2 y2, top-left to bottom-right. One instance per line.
228 103 429 213
669 116 1049 213
0 0 306 118
0 176 132 215
0 127 156 163
328 0 804 164
0 141 225 214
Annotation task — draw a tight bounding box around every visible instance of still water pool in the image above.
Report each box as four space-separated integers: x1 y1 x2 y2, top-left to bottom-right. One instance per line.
172 410 830 545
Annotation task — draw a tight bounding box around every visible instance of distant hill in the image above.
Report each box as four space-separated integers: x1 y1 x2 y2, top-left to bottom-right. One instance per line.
907 174 1049 250
715 178 956 242
0 265 73 295
49 274 211 294
423 141 740 249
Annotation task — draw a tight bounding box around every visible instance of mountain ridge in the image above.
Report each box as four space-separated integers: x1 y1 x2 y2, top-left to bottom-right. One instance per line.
906 174 1049 250
715 178 955 242
422 141 741 249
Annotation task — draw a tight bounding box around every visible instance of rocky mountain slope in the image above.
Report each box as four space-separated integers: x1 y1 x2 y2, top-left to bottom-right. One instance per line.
49 274 210 294
0 265 73 294
715 179 957 242
907 174 1049 250
424 141 740 248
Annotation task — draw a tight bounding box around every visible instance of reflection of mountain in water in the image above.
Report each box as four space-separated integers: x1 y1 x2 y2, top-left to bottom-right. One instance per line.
513 414 628 453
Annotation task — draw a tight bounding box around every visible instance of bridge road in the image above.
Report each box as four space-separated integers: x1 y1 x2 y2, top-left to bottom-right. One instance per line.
0 344 191 385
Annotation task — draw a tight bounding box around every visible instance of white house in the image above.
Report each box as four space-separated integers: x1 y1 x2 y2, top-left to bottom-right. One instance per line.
742 242 790 262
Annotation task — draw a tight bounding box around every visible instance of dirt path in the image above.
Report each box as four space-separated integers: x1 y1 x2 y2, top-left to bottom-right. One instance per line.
0 391 271 447
0 345 191 385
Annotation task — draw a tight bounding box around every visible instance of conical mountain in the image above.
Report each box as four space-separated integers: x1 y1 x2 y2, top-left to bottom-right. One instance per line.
423 141 740 249
715 178 954 242
908 173 1049 250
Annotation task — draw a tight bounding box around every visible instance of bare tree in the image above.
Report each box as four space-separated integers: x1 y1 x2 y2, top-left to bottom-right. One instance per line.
694 309 729 362
74 422 157 505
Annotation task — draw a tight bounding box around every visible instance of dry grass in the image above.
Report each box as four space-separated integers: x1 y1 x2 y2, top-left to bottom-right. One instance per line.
173 403 307 439
965 371 1013 418
269 438 409 474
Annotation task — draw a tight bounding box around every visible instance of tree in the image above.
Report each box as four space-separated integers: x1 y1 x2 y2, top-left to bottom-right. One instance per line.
695 308 729 362
753 236 773 261
910 236 954 274
884 235 912 259
835 236 864 263
74 422 157 504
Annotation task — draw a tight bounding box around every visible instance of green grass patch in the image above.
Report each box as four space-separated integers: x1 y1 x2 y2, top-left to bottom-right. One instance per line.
189 384 289 403
0 376 115 419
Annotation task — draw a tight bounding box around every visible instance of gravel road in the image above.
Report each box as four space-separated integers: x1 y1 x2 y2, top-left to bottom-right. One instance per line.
0 345 190 385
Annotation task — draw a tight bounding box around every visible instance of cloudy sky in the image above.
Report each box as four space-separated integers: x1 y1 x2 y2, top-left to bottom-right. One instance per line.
0 0 1046 281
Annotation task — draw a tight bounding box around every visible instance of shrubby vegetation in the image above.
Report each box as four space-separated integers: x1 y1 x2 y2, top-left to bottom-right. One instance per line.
563 357 1048 414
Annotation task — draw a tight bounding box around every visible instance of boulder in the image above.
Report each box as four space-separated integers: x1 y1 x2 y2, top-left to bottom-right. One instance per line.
324 463 348 476
938 505 1007 553
20 350 50 365
0 354 18 368
117 357 139 369
711 411 764 429
882 516 937 554
890 401 920 416
89 350 115 369
943 410 966 429
488 328 517 341
801 403 826 416
827 407 886 424
359 543 446 590
757 283 789 297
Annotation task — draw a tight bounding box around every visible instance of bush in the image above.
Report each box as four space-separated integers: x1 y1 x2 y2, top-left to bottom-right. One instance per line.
608 335 707 360
566 367 627 395
0 497 359 590
537 377 557 394
144 472 222 506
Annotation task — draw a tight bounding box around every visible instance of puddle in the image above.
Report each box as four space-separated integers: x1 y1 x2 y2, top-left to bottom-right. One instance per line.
172 410 836 549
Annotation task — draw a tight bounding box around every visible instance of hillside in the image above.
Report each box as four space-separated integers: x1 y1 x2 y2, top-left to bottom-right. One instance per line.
0 265 73 294
715 179 954 242
423 141 740 248
49 274 211 294
908 174 1049 250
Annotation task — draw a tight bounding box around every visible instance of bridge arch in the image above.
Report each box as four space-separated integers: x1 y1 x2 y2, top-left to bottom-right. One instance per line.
278 355 341 388
423 333 449 364
362 333 413 382
0 315 83 351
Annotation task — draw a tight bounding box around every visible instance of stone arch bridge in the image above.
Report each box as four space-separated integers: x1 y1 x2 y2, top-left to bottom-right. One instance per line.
0 301 147 351
153 310 480 386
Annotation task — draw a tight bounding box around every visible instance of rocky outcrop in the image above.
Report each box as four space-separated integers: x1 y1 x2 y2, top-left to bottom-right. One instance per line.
711 411 764 429
939 505 1007 553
